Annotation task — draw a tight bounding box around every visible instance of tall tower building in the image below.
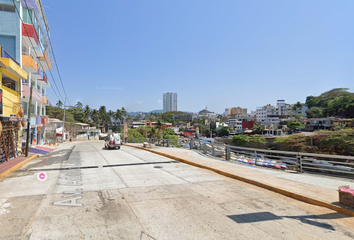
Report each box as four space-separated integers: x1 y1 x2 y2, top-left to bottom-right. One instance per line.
0 0 52 147
163 92 177 112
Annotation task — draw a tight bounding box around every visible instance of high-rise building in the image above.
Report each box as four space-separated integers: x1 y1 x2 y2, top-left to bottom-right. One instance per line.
163 92 177 112
0 0 51 147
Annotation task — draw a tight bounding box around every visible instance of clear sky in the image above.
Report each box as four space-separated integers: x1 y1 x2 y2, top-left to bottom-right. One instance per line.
44 0 353 114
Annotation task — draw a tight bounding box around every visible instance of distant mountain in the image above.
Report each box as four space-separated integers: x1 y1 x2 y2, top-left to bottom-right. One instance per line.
148 109 164 114
127 111 145 116
128 109 194 116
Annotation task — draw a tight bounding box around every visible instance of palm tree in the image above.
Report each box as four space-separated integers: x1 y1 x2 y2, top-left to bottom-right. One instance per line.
114 109 122 131
91 109 99 125
127 114 132 123
155 119 163 140
56 100 63 108
121 107 127 120
75 101 83 109
84 105 91 121
107 110 114 124
98 106 107 124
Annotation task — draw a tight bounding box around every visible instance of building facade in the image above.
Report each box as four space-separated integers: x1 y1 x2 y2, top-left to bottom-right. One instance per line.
163 92 177 112
230 107 247 115
0 45 28 162
0 0 51 146
256 100 300 126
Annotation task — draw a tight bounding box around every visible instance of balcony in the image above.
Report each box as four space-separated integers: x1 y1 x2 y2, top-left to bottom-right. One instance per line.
38 72 47 84
38 50 51 71
32 67 43 80
0 46 28 80
22 85 43 102
22 54 38 73
22 23 39 48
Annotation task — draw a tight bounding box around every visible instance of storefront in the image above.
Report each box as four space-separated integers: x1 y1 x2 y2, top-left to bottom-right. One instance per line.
0 116 27 163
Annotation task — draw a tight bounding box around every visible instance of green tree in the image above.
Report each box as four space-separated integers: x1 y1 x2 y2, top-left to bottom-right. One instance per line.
164 134 180 147
280 120 305 132
107 110 114 123
218 126 232 136
306 107 324 118
99 106 107 124
164 128 175 136
75 101 83 109
91 109 99 124
252 125 265 133
203 128 211 137
305 88 354 117
84 105 91 121
232 135 250 146
56 100 63 108
249 134 267 149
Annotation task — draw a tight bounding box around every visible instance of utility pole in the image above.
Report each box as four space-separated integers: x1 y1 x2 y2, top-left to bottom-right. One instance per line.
25 80 33 157
63 97 66 141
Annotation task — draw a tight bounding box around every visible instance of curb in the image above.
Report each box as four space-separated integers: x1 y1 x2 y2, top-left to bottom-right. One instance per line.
0 154 39 179
126 144 354 217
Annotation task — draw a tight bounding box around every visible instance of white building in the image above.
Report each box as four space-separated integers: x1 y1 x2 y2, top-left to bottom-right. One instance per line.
163 92 177 112
256 100 295 126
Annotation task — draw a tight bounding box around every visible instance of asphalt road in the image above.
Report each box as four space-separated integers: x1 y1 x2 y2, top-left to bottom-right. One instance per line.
1 141 354 240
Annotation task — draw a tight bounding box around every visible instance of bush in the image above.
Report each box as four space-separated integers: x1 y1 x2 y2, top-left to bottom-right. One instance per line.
122 129 144 143
232 135 250 146
274 134 310 152
249 135 267 149
164 134 180 147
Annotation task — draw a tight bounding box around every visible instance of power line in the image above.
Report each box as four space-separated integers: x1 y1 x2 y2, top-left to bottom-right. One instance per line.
11 0 65 104
29 0 71 106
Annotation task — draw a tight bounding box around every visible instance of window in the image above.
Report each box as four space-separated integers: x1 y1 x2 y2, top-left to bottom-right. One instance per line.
42 107 45 116
37 106 40 115
0 4 15 13
22 102 28 115
22 7 33 24
31 104 35 114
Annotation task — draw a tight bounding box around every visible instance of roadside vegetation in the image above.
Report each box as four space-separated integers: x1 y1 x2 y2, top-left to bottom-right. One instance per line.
231 129 354 156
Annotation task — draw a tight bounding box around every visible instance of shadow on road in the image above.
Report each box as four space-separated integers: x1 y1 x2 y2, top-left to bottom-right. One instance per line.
227 211 352 231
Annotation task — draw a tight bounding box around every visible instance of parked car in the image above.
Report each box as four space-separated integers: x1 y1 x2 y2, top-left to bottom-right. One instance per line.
104 133 121 149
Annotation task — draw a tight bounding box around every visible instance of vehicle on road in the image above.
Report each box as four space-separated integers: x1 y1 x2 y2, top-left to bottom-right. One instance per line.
104 133 121 149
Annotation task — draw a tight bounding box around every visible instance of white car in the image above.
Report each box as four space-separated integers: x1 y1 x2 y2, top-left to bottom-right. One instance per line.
104 133 121 149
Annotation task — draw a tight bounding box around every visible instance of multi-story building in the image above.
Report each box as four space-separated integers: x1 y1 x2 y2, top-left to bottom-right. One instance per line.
0 0 51 146
0 45 28 162
224 108 230 117
256 100 300 126
163 92 177 112
229 107 247 115
224 107 247 116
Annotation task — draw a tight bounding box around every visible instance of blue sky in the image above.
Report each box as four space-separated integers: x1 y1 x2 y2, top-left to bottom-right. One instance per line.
44 0 353 114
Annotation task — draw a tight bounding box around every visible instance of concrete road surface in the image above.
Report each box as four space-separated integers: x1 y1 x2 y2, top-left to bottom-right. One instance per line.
1 141 354 240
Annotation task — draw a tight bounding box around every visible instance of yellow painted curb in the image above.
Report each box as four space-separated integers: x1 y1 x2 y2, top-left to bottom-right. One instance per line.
126 144 354 217
0 154 39 179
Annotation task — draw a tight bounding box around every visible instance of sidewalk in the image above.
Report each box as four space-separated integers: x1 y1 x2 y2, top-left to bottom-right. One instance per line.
0 144 57 179
126 143 354 216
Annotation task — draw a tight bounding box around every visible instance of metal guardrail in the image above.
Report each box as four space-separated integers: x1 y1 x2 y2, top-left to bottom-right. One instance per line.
124 137 354 179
